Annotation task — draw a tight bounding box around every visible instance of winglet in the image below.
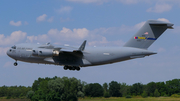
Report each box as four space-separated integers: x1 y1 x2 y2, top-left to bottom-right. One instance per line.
79 40 86 51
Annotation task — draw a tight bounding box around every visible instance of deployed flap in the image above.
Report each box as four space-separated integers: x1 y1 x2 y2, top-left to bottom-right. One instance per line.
78 40 86 51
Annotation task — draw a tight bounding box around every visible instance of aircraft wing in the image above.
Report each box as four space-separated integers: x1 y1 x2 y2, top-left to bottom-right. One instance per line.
54 40 86 53
51 40 87 66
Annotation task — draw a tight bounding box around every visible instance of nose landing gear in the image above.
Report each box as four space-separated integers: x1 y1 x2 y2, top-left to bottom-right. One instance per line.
14 62 18 66
63 66 80 71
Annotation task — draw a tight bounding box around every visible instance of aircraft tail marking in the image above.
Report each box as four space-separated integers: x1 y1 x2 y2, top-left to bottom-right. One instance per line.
124 20 173 49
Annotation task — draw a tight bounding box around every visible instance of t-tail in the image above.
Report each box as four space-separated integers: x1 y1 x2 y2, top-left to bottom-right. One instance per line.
124 20 174 49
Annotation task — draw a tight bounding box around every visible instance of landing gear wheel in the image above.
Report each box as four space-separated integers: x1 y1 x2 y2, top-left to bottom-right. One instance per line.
76 67 80 71
72 67 76 70
14 62 18 66
64 66 68 70
64 66 81 71
69 66 72 70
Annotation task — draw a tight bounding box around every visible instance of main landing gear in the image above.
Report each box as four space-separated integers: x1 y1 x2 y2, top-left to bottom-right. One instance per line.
64 66 80 71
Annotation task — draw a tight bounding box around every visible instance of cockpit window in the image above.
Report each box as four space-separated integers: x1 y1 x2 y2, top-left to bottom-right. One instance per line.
11 46 16 49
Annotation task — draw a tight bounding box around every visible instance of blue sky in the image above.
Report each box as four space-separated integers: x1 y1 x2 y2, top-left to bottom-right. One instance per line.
1 0 180 86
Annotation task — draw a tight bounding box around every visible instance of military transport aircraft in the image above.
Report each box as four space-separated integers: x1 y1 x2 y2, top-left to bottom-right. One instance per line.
7 20 173 71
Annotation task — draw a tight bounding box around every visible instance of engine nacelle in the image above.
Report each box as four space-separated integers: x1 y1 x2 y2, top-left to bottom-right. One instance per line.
32 49 59 57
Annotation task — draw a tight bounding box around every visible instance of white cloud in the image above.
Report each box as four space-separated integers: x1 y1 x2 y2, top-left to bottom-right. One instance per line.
9 21 22 26
27 34 50 43
90 21 145 36
43 27 126 46
157 18 170 22
0 31 27 46
26 27 89 45
147 3 172 13
134 21 145 29
56 6 73 14
36 14 47 22
25 18 171 46
47 17 54 22
36 15 54 23
48 27 89 40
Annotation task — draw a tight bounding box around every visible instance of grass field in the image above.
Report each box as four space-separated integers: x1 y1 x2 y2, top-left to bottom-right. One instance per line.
78 97 180 101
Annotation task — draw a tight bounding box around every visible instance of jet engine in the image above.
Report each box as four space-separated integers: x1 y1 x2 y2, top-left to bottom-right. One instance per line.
32 49 59 57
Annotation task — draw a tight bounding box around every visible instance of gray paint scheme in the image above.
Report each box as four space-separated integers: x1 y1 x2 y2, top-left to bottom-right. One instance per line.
6 20 173 70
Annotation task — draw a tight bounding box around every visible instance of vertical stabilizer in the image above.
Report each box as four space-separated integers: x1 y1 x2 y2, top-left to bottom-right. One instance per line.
124 20 173 49
79 40 86 51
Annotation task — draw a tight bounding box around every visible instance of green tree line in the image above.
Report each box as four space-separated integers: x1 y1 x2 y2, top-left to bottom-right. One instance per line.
0 85 31 99
1 77 180 100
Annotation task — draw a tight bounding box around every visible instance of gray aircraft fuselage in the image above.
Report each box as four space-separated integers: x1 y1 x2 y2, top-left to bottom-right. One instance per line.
6 20 174 71
7 43 156 66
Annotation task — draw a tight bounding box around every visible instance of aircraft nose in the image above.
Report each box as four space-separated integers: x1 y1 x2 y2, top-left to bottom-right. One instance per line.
6 49 11 57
